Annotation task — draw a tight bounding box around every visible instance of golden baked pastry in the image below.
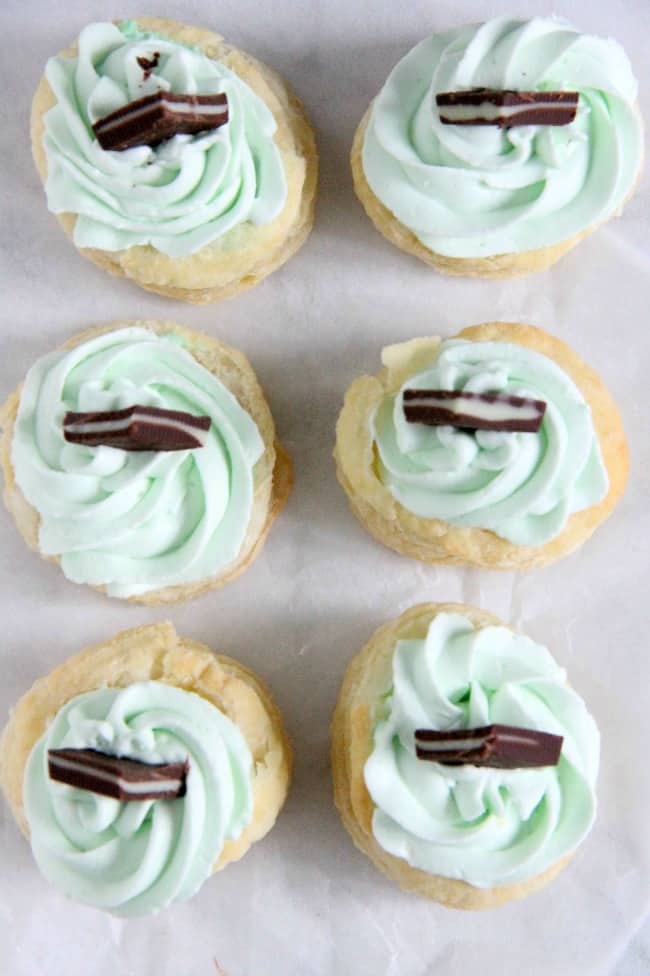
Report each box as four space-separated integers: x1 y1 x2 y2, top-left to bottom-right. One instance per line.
1 622 291 915
1 320 292 603
335 322 628 570
352 17 643 278
331 602 599 908
31 17 318 302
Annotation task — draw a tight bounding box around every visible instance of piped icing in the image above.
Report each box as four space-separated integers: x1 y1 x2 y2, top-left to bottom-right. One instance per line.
24 681 253 916
362 16 643 257
372 338 608 546
364 612 599 887
11 327 265 597
41 21 287 256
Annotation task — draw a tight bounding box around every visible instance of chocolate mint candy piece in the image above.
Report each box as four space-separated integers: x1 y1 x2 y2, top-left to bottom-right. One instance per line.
48 748 189 801
402 389 546 432
414 724 563 768
93 91 229 151
63 404 211 451
436 88 579 127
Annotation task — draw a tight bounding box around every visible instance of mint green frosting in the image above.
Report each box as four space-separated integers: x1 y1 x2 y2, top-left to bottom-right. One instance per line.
372 339 608 546
24 681 253 916
42 21 287 257
365 612 599 887
362 16 643 257
11 327 264 597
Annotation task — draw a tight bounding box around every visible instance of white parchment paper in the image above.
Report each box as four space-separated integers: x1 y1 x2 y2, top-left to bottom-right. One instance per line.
0 1 649 973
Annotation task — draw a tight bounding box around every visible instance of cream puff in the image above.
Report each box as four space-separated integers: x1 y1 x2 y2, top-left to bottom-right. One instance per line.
31 18 318 302
352 16 643 278
335 322 628 569
1 320 292 602
331 603 600 908
0 621 291 916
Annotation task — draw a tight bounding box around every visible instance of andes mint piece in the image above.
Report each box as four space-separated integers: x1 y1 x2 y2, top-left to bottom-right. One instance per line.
414 724 563 768
93 91 229 151
402 389 546 432
63 404 211 451
48 748 189 801
436 88 579 127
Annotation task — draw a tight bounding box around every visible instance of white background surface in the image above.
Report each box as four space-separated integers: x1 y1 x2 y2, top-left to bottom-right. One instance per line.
1 1 649 974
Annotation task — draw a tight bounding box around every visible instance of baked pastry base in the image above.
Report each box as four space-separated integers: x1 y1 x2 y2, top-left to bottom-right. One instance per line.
0 621 291 872
331 602 572 909
352 107 596 279
31 17 318 303
334 322 628 570
0 319 292 604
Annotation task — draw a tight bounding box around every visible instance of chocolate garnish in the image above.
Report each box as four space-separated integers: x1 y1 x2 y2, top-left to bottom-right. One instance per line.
136 51 160 80
48 748 189 801
436 88 579 128
402 389 546 432
93 91 229 151
63 404 211 451
414 724 563 769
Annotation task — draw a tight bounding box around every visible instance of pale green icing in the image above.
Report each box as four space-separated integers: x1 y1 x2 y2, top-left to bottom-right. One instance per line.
24 681 253 916
11 327 264 597
372 339 608 546
365 612 599 887
362 17 643 257
42 21 287 257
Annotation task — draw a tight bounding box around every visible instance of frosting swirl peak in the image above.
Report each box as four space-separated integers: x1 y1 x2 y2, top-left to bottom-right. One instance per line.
372 338 608 546
362 16 642 257
42 21 287 256
24 682 253 916
364 612 599 887
11 326 265 597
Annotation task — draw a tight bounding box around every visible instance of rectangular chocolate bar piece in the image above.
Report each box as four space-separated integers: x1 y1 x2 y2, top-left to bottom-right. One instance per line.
93 91 229 151
414 724 563 768
48 748 189 801
63 404 211 451
402 389 546 432
436 88 579 127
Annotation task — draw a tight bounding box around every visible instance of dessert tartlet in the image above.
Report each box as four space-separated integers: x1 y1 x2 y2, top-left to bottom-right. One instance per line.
31 18 318 302
0 622 291 916
0 320 292 603
352 16 643 278
335 322 628 570
331 603 600 908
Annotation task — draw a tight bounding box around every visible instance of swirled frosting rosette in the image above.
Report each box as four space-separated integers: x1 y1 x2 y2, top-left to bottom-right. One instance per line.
364 611 599 888
360 16 643 260
372 338 608 546
42 20 287 257
10 326 266 598
334 324 627 569
24 681 253 916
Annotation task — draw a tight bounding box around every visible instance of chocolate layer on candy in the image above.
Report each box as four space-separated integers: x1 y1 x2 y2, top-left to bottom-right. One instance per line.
402 389 546 432
414 724 563 768
436 88 579 127
63 404 211 451
48 748 189 801
93 91 229 151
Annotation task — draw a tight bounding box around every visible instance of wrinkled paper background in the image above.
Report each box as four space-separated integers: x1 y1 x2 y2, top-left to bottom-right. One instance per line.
1 1 649 974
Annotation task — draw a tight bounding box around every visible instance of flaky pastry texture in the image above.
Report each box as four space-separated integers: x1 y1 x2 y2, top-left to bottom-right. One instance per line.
330 602 572 909
31 17 318 303
334 322 628 570
0 319 292 604
0 622 291 871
